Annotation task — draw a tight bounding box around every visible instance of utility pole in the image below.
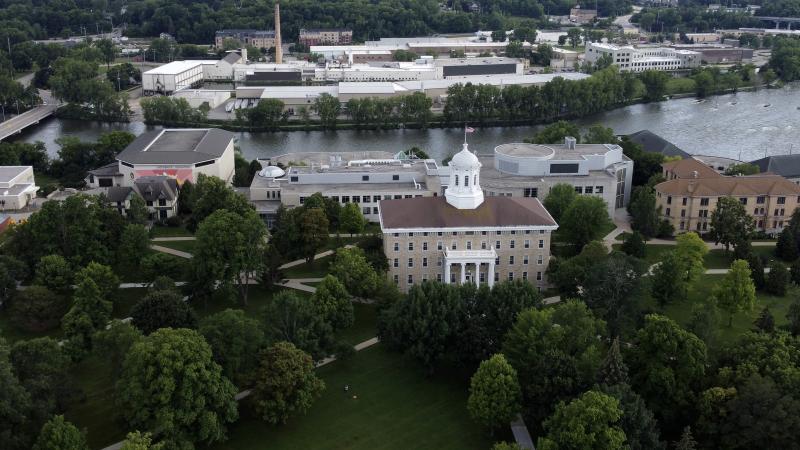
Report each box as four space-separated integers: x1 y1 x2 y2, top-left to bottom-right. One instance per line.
7 37 12 77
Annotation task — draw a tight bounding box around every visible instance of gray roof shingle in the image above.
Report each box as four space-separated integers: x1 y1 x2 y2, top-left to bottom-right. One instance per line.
750 155 800 179
627 130 691 159
116 129 234 165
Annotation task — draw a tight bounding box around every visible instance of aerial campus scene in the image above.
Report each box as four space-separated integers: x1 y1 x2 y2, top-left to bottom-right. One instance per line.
1 0 800 449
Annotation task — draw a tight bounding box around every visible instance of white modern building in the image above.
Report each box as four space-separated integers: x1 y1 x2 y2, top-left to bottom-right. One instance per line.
584 42 700 72
87 128 236 188
0 166 39 210
143 51 245 95
247 136 632 224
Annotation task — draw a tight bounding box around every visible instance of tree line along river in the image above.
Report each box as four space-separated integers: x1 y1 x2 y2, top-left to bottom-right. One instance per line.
13 83 800 163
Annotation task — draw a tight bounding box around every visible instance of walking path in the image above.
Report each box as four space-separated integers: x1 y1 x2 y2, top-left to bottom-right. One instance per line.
150 244 193 259
151 236 196 242
99 335 382 450
277 278 324 293
278 245 354 270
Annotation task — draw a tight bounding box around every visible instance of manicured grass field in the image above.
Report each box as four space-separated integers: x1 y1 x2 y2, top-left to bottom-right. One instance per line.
656 275 797 349
338 303 377 346
150 225 193 238
282 255 333 279
65 355 126 449
151 239 197 254
212 345 495 450
612 243 675 266
703 246 776 269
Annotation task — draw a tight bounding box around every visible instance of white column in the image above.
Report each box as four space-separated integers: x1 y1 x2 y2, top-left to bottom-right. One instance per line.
444 260 451 284
460 262 466 284
488 261 495 288
473 262 479 284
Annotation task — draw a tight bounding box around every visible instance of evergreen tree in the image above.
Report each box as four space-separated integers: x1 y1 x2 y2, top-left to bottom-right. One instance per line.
601 383 665 450
765 261 789 296
713 259 756 327
754 306 775 333
674 426 697 450
775 227 798 261
620 231 646 259
791 258 800 285
749 255 766 290
651 251 687 306
597 337 629 386
786 300 800 335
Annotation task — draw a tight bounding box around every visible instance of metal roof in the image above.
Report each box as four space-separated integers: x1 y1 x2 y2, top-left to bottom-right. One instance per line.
380 197 557 230
117 129 234 165
751 155 800 178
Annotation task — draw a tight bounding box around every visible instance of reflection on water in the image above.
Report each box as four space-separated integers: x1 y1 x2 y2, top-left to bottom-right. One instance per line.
13 83 800 162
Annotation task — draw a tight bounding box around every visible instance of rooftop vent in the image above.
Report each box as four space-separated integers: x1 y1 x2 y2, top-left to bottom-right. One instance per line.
564 136 577 150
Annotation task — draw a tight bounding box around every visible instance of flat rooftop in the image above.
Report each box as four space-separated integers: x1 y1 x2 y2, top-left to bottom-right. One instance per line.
144 60 214 75
117 129 235 165
433 57 521 67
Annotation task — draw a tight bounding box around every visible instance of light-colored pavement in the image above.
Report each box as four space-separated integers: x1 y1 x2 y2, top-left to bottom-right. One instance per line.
150 244 193 259
0 102 58 141
151 236 196 242
278 245 354 270
277 278 324 293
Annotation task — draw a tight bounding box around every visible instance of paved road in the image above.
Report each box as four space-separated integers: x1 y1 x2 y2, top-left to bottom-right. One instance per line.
0 102 58 141
150 244 193 259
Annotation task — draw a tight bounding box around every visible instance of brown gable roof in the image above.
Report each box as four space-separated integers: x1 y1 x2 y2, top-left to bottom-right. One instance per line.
379 196 558 230
656 175 800 197
662 158 721 179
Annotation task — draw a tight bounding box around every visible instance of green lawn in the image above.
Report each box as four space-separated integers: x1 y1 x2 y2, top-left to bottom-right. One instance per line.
190 285 312 320
323 236 364 252
612 243 675 266
656 275 797 349
150 225 193 238
64 355 126 449
338 303 377 346
282 255 332 279
212 345 496 450
703 246 776 269
152 239 197 254
0 310 64 343
111 288 147 319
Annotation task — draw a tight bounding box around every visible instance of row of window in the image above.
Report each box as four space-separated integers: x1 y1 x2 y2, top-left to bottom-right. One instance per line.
392 254 545 268
678 219 787 231
299 193 424 205
391 230 545 237
666 207 787 218
393 239 545 251
394 271 543 284
666 195 789 206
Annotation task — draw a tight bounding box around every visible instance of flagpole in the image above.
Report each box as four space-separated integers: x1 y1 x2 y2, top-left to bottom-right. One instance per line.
464 124 467 144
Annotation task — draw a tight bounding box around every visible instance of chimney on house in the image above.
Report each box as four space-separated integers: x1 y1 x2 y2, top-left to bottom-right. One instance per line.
274 2 283 64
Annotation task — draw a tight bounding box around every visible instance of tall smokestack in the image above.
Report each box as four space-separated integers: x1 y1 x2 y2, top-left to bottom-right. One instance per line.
274 1 283 64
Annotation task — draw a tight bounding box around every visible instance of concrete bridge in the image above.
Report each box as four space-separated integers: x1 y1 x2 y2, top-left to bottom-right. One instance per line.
0 102 57 141
756 16 800 29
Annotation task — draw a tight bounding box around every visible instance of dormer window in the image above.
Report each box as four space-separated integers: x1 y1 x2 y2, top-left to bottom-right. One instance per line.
454 175 459 186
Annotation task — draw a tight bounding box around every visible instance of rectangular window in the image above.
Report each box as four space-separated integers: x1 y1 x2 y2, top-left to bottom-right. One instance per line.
451 242 457 250
524 240 530 249
523 188 538 198
523 272 528 280
393 243 399 251
739 197 747 205
495 241 501 249
575 186 583 194
423 257 428 267
538 240 544 249
352 196 361 203
536 271 542 281
757 196 766 204
524 255 529 265
290 176 299 182
393 275 399 284
509 256 515 264
508 272 514 281
392 175 399 181
466 241 472 250
408 242 414 251
700 198 709 206
407 274 413 284
666 208 671 216
437 241 443 250
374 195 381 202
681 209 686 217
362 207 370 215
682 197 687 206
342 196 350 203
362 175 369 181
423 242 428 251
481 241 487 250
393 258 398 268
537 255 543 265
437 273 442 282
667 196 672 205
372 207 378 214
585 186 593 194
778 197 786 204
596 186 604 194
363 196 371 203
408 258 413 268
510 240 515 249
551 163 580 174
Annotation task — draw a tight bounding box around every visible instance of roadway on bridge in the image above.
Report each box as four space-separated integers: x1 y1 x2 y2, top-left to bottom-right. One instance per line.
0 90 57 141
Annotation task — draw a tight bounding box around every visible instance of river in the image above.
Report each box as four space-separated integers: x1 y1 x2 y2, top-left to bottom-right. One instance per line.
12 83 800 162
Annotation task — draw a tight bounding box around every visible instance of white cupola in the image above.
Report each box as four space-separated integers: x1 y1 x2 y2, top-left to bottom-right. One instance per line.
445 142 484 209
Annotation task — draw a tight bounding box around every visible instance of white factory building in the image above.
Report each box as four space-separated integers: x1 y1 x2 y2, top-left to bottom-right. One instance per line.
142 51 245 95
584 42 701 72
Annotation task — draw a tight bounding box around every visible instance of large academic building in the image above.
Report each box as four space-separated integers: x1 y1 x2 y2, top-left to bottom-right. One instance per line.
378 143 558 292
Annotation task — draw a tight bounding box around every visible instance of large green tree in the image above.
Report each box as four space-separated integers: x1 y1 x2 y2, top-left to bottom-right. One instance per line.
262 290 336 360
559 196 612 252
130 289 197 335
0 337 34 450
628 186 661 238
651 251 688 306
32 415 87 450
543 183 577 223
339 202 366 236
251 342 325 425
537 390 627 450
600 383 664 450
34 254 73 294
116 328 238 449
502 300 606 424
710 196 755 252
10 337 69 425
329 247 381 298
311 275 354 331
713 259 756 326
10 285 66 332
467 353 522 431
198 309 265 386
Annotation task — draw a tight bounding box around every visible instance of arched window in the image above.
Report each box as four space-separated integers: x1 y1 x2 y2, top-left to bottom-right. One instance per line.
474 174 477 186
464 176 469 187
454 175 459 186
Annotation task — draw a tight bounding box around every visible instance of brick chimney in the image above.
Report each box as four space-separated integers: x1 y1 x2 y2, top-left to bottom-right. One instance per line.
274 2 283 64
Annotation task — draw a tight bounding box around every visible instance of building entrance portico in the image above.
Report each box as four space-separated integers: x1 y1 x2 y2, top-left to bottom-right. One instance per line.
442 248 497 288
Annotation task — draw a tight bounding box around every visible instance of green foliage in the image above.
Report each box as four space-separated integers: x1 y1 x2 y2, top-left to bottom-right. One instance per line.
710 196 755 251
765 260 789 296
127 195 149 225
252 342 325 425
116 328 238 449
199 309 265 385
674 427 697 450
0 337 34 450
628 315 707 429
768 38 800 81
237 98 287 129
503 300 606 424
583 124 618 144
600 383 664 450
620 231 646 259
543 183 577 223
787 300 800 336
119 224 151 268
313 93 341 128
559 195 612 252
10 337 69 425
262 290 336 360
32 415 87 450
393 49 418 61
329 247 381 298
75 262 119 300
598 337 629 386
775 227 798 262
33 255 72 293
675 232 708 286
10 285 66 332
62 278 113 355
537 390 626 450
651 251 688 306
130 289 197 335
582 252 646 335
723 163 759 176
532 121 580 144
754 306 775 333
468 354 521 430
311 275 354 331
629 186 661 238
640 70 670 102
119 431 165 450
340 202 366 236
107 63 142 91
93 320 143 377
620 136 664 187
713 259 756 326
141 96 208 125
49 57 130 120
140 253 185 282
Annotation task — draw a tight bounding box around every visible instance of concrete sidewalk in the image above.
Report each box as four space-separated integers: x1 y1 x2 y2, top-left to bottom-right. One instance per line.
151 236 196 242
150 244 193 259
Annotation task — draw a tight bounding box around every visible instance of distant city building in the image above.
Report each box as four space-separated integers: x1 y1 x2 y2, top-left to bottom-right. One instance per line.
0 166 39 210
670 44 753 64
655 168 800 235
299 28 353 46
86 128 236 188
570 6 597 23
684 33 719 43
584 42 700 72
141 50 245 95
215 29 276 49
378 142 558 292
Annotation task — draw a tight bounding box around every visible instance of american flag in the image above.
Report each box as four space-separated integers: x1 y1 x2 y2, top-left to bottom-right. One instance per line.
465 126 475 133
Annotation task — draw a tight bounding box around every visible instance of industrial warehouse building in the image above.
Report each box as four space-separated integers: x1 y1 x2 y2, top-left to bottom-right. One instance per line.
584 42 701 72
